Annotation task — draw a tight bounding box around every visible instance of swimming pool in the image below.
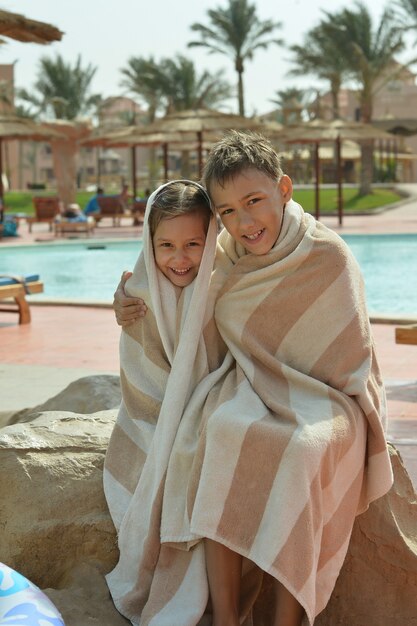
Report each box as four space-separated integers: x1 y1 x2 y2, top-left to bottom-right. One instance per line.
1 235 416 316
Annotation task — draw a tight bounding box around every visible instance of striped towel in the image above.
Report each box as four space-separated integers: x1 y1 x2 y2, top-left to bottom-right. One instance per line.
104 197 393 625
103 182 227 625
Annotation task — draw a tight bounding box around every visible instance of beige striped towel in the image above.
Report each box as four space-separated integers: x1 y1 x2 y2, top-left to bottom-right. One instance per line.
103 181 227 625
104 196 393 625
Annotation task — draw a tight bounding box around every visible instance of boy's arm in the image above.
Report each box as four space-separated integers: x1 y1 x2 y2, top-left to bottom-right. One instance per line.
113 271 148 327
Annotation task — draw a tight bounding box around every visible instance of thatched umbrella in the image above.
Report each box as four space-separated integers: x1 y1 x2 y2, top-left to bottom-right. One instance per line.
137 108 265 177
106 130 201 192
80 126 137 148
82 127 197 196
82 115 282 194
0 9 63 43
277 119 393 225
0 114 64 206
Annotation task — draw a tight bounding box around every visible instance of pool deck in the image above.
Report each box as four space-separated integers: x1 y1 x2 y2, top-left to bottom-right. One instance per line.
1 183 417 489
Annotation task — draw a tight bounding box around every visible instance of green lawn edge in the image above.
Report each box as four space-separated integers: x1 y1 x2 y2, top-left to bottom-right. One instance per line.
3 186 404 217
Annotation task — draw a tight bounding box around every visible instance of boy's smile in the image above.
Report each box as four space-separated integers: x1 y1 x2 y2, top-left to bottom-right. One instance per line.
152 212 207 287
210 168 293 255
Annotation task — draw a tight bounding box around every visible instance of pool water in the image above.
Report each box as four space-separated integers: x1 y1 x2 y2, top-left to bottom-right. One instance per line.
0 240 143 304
1 235 416 316
345 234 417 316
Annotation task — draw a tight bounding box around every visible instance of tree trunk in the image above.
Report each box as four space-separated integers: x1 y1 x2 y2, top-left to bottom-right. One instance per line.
235 57 245 116
359 140 374 196
50 137 78 207
32 143 38 185
47 121 91 207
330 78 341 120
18 142 24 190
180 150 191 179
147 147 159 189
238 71 244 116
359 93 373 195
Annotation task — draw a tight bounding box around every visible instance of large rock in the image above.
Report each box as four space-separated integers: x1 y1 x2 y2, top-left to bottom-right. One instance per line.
45 563 130 626
0 406 416 625
10 375 121 424
0 410 119 588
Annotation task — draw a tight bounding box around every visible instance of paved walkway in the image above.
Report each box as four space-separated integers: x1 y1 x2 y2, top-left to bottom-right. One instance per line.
1 186 417 489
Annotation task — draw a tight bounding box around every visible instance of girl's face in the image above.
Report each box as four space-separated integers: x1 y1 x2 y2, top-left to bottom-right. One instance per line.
210 168 293 255
152 212 207 287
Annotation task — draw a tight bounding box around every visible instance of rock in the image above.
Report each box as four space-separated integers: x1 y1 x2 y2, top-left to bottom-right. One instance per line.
0 410 119 588
44 563 130 626
1 407 416 625
10 375 121 424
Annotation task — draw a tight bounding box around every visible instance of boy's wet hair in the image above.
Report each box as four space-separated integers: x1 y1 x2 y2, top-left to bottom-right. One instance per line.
149 181 211 236
203 130 284 191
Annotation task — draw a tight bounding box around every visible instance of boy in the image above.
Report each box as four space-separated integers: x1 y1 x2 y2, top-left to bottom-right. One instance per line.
112 132 392 626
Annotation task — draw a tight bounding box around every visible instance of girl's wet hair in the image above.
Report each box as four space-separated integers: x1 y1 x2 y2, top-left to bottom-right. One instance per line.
149 181 212 236
203 130 284 192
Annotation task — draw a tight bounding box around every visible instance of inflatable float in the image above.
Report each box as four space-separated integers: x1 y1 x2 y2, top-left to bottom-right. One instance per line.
0 562 65 625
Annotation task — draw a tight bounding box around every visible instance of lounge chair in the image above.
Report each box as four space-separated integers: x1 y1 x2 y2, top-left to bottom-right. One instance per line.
132 200 146 225
27 197 63 233
55 216 95 237
395 324 417 345
96 195 127 226
0 274 44 324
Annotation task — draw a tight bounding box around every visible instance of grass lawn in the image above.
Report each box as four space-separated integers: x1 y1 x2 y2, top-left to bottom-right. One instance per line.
293 187 402 215
4 191 94 216
3 186 403 217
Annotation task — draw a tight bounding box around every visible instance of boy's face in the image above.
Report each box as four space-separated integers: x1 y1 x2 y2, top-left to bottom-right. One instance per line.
152 212 207 287
210 168 293 255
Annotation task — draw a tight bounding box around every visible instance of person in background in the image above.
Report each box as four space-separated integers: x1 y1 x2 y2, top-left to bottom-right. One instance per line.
84 186 104 216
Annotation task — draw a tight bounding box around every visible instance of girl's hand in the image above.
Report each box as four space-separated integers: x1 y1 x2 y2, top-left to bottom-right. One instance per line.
113 271 147 327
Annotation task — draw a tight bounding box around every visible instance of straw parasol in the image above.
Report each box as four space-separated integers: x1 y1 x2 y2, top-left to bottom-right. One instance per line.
0 9 63 44
0 114 64 203
105 130 201 192
137 108 266 177
82 126 197 195
82 114 282 193
277 119 393 225
371 118 417 137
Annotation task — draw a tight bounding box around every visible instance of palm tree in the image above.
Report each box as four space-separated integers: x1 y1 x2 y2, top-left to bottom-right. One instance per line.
321 2 406 194
270 88 311 124
121 54 232 118
394 0 417 35
288 21 350 120
120 56 166 124
159 55 232 112
120 54 232 179
17 53 99 120
188 0 282 116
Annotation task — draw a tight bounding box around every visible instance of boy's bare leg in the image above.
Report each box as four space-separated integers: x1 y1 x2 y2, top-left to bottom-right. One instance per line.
205 539 242 626
273 580 305 626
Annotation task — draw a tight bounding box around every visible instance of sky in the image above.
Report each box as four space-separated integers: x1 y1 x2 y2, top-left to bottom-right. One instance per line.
1 0 413 117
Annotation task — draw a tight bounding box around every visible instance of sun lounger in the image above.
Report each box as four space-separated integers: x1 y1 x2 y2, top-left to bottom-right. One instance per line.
55 217 95 237
96 195 126 226
0 274 44 324
132 200 146 225
27 197 63 233
395 324 417 345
